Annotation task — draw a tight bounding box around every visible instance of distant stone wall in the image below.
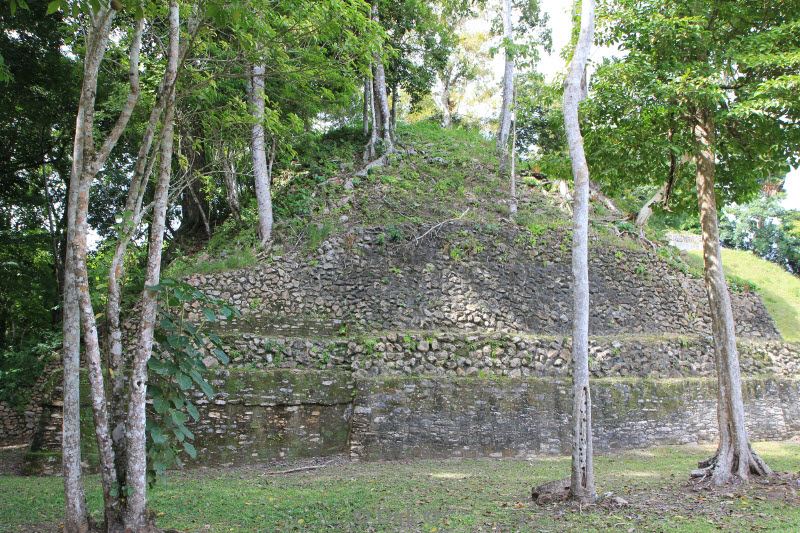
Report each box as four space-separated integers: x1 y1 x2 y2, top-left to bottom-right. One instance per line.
184 226 778 340
0 359 60 447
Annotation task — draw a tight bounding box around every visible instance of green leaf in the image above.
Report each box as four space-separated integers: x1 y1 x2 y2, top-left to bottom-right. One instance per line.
175 372 192 390
202 308 217 322
149 426 168 445
198 379 214 398
212 347 230 365
170 409 188 426
186 401 200 421
46 1 60 15
182 441 197 459
153 397 170 415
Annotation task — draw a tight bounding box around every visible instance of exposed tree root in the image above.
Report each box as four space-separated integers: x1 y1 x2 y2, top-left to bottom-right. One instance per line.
691 444 773 485
355 154 387 177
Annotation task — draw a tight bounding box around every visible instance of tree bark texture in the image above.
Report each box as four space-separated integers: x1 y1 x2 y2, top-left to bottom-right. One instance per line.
124 3 179 528
692 107 772 485
222 148 241 220
563 0 597 504
62 7 123 531
509 85 518 215
370 2 393 152
250 64 274 245
441 73 452 128
497 0 514 156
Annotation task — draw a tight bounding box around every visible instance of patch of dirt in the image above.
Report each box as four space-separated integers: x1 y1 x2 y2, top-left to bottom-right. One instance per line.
173 454 351 480
533 472 800 531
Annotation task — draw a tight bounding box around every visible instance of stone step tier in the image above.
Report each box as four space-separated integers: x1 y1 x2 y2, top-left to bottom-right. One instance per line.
219 329 800 380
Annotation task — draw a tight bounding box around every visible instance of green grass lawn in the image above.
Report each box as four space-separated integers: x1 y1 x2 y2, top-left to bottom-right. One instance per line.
2 441 800 532
686 248 800 342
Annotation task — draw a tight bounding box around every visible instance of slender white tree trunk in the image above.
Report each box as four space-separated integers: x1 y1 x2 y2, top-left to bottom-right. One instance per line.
370 2 393 152
71 17 144 528
692 107 771 485
509 84 518 214
441 76 452 128
124 3 179 528
497 0 514 158
222 149 241 220
62 8 121 531
362 79 370 138
63 123 88 533
250 64 274 245
563 0 596 504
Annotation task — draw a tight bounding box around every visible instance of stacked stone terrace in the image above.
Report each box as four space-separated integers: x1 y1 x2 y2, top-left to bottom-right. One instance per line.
18 223 800 471
185 225 790 380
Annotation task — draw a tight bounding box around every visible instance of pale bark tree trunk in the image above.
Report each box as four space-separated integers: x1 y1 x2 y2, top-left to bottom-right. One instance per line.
509 82 518 214
635 183 668 230
62 7 140 531
222 148 241 220
63 131 88 533
441 74 452 128
124 3 179 528
372 73 383 137
497 0 514 164
363 74 378 162
691 107 772 485
250 64 274 245
106 39 184 492
362 79 370 138
563 0 596 504
370 2 393 152
71 17 144 528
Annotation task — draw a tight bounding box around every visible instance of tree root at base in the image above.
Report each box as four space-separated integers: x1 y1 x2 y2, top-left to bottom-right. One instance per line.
691 444 772 484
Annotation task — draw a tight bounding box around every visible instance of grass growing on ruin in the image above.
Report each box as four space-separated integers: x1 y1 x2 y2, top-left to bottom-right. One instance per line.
686 248 800 342
2 441 800 532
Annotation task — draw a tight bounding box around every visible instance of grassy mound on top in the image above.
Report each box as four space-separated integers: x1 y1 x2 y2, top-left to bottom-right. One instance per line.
685 248 800 342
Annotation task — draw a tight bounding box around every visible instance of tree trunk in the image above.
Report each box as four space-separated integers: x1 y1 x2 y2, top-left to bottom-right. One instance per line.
635 183 668 230
497 0 514 159
390 80 397 134
509 81 518 215
106 60 175 496
222 148 241 220
363 75 378 161
250 64 274 245
370 1 393 152
691 107 772 485
124 3 179 528
563 0 596 504
441 76 452 128
69 16 145 529
362 79 370 138
63 131 88 533
62 8 122 531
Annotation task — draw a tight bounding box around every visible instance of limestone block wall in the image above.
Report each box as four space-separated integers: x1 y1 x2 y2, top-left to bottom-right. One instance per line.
219 333 800 380
184 226 778 340
25 368 800 473
0 359 61 447
349 376 800 461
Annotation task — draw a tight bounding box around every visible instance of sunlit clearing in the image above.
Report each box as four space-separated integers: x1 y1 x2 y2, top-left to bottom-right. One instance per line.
429 472 471 480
